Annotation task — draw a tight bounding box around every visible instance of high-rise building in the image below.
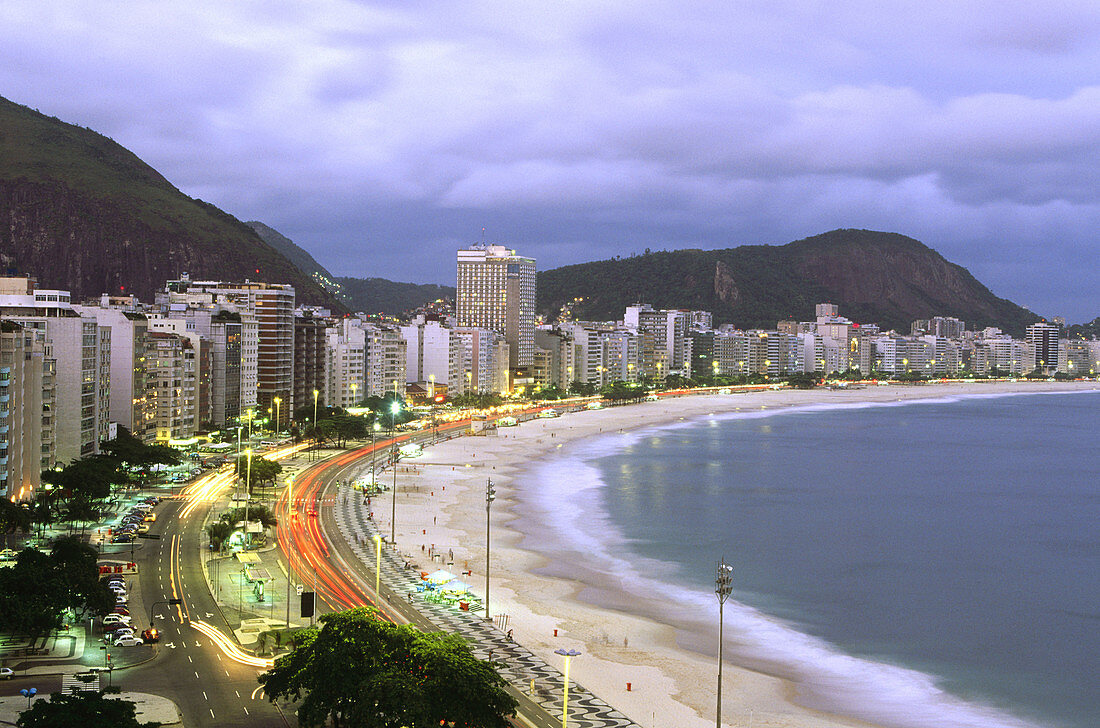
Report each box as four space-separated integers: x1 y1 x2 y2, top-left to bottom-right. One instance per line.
0 320 47 500
1026 322 1060 374
0 278 110 463
161 277 294 427
456 244 536 371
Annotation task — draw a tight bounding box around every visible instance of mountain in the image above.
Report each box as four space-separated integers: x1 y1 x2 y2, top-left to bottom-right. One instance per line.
0 95 341 308
335 277 454 316
537 229 1041 334
246 221 340 291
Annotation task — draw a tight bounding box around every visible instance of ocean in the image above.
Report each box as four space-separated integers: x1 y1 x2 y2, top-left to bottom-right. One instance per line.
519 390 1099 728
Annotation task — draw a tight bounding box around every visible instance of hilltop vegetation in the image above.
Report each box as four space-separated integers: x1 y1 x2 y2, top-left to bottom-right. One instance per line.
0 95 340 307
537 229 1040 334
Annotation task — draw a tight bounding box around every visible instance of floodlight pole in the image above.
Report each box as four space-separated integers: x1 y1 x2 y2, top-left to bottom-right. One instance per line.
715 558 734 728
485 478 495 621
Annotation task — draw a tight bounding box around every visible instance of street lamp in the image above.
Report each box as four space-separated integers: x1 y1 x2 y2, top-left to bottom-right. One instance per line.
554 648 581 728
374 533 382 595
312 389 320 460
273 396 281 435
485 478 496 621
389 400 401 544
371 421 381 488
285 475 294 629
715 558 734 728
244 448 253 545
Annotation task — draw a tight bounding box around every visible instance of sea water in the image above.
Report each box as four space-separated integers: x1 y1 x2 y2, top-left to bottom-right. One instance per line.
519 390 1099 728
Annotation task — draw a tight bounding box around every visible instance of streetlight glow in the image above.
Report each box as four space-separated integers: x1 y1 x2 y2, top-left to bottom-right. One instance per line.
554 648 582 728
715 558 734 728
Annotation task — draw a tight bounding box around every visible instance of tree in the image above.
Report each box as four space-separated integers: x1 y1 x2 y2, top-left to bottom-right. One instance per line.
101 427 180 493
0 498 32 547
0 538 113 640
206 520 234 552
568 380 596 396
17 690 160 728
220 505 278 529
235 456 283 495
260 607 517 728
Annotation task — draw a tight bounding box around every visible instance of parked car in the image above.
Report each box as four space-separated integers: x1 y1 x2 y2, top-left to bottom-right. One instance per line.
114 595 128 606
143 496 161 505
111 534 134 544
112 607 130 616
136 524 150 534
103 614 131 626
106 628 134 641
0 667 14 679
114 636 144 647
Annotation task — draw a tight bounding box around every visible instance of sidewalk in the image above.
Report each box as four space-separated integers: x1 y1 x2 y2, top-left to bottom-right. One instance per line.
199 452 323 654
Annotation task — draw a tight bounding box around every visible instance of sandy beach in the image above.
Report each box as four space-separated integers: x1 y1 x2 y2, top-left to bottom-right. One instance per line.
364 380 1096 728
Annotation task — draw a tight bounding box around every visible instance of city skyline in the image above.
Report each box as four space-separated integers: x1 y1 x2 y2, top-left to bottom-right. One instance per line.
3 2 1099 323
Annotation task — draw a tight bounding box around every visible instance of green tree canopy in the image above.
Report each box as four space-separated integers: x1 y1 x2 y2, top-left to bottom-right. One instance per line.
0 537 113 640
17 690 160 728
259 607 517 728
235 455 282 494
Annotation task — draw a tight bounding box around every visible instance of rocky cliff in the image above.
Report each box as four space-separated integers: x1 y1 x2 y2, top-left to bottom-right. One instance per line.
0 95 341 307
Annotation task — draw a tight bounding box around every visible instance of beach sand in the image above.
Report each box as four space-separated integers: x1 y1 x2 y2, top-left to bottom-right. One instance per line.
367 381 1095 728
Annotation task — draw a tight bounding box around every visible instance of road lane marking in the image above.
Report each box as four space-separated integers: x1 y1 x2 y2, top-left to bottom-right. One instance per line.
202 691 208 700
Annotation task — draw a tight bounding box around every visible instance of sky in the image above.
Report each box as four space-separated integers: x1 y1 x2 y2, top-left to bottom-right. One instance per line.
4 1 1100 322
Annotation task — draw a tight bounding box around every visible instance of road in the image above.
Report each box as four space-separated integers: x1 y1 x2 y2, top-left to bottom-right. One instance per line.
122 491 288 727
278 425 579 728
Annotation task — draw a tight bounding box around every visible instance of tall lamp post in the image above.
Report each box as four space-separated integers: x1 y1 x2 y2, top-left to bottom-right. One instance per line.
554 648 581 728
244 448 253 545
714 558 734 728
312 389 319 461
485 478 495 621
389 400 400 544
285 475 294 628
371 422 380 488
273 396 281 435
373 534 382 595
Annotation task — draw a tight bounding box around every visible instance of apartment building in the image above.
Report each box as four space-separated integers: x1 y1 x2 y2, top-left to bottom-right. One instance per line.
456 244 536 370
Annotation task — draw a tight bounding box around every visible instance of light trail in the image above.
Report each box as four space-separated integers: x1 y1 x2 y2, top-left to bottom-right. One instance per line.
191 620 274 669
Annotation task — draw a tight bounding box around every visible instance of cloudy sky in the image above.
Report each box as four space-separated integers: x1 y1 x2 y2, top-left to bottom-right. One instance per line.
4 1 1100 321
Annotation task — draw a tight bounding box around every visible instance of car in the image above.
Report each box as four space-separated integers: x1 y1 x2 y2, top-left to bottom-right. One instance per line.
0 667 13 679
106 629 134 641
112 607 130 616
107 583 127 593
141 628 160 643
113 636 144 647
114 595 129 606
103 614 131 626
143 496 161 505
136 524 150 534
132 504 153 513
111 534 134 544
143 513 156 523
0 549 17 562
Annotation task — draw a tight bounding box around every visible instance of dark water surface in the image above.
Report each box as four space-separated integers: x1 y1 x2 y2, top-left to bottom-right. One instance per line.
524 390 1099 728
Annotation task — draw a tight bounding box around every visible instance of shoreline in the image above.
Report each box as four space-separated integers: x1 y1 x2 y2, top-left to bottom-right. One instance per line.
370 381 1095 728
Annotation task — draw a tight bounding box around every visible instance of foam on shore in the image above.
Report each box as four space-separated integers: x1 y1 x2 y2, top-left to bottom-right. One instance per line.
373 381 1094 728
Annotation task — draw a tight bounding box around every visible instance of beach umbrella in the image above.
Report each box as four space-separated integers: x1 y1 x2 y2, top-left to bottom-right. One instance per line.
426 569 456 584
440 580 471 594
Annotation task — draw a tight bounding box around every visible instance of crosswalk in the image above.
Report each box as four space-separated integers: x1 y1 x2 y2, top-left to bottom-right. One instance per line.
333 479 641 728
